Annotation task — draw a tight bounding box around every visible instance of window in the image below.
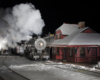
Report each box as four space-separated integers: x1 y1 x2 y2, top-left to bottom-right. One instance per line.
80 47 85 57
70 48 73 57
56 33 61 39
57 47 60 55
52 47 56 54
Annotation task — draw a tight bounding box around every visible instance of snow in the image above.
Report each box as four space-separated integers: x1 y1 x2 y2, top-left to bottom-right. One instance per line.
10 63 56 71
50 27 89 46
8 58 100 80
98 61 100 67
9 60 100 72
56 23 79 35
51 27 100 46
69 33 100 45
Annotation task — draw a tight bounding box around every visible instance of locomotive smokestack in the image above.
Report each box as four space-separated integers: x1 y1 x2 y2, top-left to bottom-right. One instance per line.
38 35 41 38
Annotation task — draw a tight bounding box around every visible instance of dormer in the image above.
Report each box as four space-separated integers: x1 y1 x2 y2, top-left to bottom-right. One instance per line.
55 23 79 39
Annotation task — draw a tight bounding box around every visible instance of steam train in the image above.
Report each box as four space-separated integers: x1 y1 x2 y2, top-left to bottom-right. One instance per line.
16 36 50 60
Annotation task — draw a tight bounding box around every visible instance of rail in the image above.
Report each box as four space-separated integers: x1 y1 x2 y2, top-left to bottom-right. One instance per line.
0 55 30 80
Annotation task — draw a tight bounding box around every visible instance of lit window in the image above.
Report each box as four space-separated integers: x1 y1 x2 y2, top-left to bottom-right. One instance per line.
56 33 61 39
80 47 85 57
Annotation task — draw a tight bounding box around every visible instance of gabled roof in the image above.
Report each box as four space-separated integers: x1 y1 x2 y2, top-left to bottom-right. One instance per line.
50 27 100 46
56 23 79 35
81 27 96 33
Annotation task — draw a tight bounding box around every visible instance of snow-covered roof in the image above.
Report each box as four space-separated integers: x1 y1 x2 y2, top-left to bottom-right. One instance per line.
69 33 100 45
50 27 100 46
56 23 79 35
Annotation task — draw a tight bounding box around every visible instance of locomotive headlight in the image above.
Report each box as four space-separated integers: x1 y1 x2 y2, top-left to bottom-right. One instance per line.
35 38 46 50
39 43 43 46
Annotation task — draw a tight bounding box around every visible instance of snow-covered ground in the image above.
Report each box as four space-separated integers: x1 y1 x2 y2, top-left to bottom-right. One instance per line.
9 60 100 80
9 60 100 72
46 60 100 71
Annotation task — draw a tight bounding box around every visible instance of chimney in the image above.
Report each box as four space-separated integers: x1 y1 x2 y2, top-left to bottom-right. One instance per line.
63 22 65 24
78 21 85 29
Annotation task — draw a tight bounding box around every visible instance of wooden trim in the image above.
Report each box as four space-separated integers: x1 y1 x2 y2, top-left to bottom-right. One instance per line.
49 45 67 47
60 48 64 53
87 47 91 54
76 52 77 62
49 45 97 47
72 47 78 54
68 45 97 47
56 47 60 55
99 47 100 54
64 48 68 53
67 56 93 58
80 47 86 57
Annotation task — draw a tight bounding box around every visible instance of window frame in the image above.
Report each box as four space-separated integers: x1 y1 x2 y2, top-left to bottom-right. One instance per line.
56 47 60 55
56 33 61 39
80 47 86 57
99 47 100 54
52 47 56 55
70 47 73 57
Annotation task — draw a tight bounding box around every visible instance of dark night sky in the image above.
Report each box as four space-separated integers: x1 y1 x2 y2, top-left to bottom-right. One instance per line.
0 0 100 37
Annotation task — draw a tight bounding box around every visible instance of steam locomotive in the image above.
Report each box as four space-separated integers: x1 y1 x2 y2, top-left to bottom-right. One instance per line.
16 36 50 60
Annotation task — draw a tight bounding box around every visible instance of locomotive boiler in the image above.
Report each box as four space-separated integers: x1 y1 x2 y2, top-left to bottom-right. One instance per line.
17 36 49 60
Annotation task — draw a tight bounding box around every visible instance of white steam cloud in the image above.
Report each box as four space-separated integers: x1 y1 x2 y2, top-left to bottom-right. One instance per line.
0 3 45 49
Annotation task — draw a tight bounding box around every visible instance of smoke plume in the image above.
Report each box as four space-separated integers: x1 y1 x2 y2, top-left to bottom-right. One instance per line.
0 3 45 49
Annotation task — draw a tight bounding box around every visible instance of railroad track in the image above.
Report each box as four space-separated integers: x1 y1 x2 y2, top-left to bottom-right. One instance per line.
0 55 30 80
44 63 100 78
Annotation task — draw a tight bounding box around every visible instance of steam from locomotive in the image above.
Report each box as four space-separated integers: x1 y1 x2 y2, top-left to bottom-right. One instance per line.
0 3 45 49
0 3 49 60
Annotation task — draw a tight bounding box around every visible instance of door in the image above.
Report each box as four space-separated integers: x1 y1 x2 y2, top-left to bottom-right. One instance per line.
50 47 52 59
62 48 67 60
91 47 97 62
